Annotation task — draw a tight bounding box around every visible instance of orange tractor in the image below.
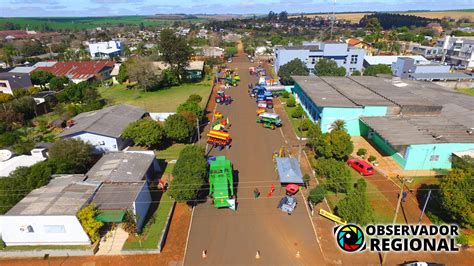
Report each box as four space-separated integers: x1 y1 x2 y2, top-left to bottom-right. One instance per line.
207 130 232 150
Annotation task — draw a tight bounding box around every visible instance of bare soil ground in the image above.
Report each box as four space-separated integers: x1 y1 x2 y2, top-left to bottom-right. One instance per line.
290 11 473 22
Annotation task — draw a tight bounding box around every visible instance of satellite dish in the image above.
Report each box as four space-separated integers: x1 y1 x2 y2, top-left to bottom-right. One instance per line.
0 150 13 162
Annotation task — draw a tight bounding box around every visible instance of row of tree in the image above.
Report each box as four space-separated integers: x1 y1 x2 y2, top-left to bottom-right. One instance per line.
306 121 374 225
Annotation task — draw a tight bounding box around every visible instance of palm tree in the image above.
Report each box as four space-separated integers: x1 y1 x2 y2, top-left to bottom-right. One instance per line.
331 119 346 131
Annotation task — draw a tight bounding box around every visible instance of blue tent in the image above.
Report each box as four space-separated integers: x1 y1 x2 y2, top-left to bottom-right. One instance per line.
276 157 304 184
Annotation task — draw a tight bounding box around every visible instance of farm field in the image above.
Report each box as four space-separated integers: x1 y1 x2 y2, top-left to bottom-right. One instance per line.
98 78 212 113
0 16 207 30
290 9 473 23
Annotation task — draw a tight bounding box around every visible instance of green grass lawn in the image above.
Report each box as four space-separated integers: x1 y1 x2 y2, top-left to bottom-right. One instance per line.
280 98 309 138
457 87 474 96
98 78 212 113
2 245 90 251
123 191 174 250
155 144 190 161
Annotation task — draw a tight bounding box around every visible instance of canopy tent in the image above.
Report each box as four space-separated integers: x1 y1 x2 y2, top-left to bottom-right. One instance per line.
276 157 304 184
96 210 126 223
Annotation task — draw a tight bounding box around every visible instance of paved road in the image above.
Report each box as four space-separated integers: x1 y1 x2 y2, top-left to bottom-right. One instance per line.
184 49 323 265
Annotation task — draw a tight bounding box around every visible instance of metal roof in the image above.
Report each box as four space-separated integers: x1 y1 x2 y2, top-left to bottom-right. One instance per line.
361 116 474 146
411 72 474 80
364 55 429 65
86 152 155 182
277 45 320 51
276 157 304 184
320 77 395 107
59 104 146 138
93 182 145 210
6 175 99 216
292 76 357 108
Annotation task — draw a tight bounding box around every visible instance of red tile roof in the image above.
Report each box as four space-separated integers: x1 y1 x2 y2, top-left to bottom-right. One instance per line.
34 61 115 80
347 38 362 46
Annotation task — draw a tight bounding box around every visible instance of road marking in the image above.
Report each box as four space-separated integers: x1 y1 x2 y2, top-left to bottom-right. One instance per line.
183 205 195 266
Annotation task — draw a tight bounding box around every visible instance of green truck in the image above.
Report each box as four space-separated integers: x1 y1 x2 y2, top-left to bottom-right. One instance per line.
209 156 234 208
256 112 283 129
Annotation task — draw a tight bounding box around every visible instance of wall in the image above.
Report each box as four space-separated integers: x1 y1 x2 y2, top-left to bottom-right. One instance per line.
320 106 388 136
370 132 407 168
67 132 118 154
404 143 474 170
133 182 152 232
274 49 309 73
432 81 474 90
0 80 13 95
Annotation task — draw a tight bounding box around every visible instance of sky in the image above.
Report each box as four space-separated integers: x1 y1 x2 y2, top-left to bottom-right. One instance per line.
0 0 473 17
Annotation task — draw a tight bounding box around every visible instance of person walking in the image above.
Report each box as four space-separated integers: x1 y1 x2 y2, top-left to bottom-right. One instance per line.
402 191 408 202
254 188 260 199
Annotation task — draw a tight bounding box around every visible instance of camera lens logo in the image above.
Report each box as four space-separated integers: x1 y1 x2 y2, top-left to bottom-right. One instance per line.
334 224 365 252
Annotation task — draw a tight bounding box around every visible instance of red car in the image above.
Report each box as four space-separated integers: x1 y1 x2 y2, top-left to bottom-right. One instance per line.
347 159 375 176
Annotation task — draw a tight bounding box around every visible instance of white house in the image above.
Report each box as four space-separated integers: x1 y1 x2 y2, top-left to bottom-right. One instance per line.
0 148 47 177
0 174 99 246
0 72 32 95
58 104 146 153
89 40 123 59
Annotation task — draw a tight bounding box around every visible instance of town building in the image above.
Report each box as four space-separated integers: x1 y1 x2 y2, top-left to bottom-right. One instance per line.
392 57 474 81
88 41 123 59
0 148 47 177
0 72 32 95
152 61 205 80
194 46 224 58
409 43 443 59
58 104 147 153
0 174 99 246
437 36 474 69
363 55 429 68
34 61 115 83
274 41 365 75
346 38 374 55
291 75 474 170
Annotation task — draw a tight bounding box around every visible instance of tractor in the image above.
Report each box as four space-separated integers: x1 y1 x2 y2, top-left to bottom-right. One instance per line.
208 156 235 209
215 90 232 105
256 112 282 129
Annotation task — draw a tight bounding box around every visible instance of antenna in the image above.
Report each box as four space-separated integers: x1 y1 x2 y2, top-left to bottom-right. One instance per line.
329 0 336 40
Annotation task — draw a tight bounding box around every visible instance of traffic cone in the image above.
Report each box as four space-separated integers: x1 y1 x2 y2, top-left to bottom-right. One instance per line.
255 250 261 259
296 251 301 258
202 250 207 258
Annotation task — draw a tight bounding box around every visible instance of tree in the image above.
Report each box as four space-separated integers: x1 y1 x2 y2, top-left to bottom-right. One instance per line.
291 105 304 118
8 96 36 120
309 185 326 205
186 94 202 104
164 114 194 142
49 76 69 91
177 101 203 119
117 64 128 83
299 118 312 132
0 109 24 131
277 58 309 85
315 59 346 76
169 146 207 201
224 47 237 58
331 119 346 131
30 70 54 89
122 118 165 147
77 204 103 242
439 169 473 227
328 130 354 161
127 59 161 92
336 179 374 225
48 138 94 174
364 64 392 76
351 70 362 76
0 94 13 103
158 29 193 83
286 95 296 107
313 158 352 194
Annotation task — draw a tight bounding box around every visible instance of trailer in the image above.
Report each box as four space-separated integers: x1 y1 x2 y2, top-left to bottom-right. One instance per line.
256 112 282 129
209 156 235 208
207 130 232 150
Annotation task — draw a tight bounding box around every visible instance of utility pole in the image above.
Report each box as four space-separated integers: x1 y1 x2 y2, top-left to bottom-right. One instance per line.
382 177 406 265
418 189 431 225
196 117 201 142
329 0 336 40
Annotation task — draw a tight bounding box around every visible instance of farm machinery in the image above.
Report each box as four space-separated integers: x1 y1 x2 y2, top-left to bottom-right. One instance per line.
208 156 235 208
256 112 282 129
207 130 232 150
215 90 232 105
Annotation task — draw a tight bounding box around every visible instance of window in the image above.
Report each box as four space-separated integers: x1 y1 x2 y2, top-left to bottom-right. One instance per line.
350 55 358 64
44 225 66 233
430 155 439 162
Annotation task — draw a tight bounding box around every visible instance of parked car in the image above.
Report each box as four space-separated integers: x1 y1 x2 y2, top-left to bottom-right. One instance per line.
347 159 375 176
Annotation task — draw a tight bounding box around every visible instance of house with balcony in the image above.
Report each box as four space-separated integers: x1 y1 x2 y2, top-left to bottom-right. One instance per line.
89 40 123 59
273 41 365 75
437 36 474 69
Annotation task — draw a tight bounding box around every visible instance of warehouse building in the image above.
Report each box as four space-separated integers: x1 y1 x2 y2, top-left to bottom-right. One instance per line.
291 75 474 170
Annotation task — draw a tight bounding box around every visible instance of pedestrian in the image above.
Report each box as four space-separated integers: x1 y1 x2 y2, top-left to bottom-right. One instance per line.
402 191 408 202
254 188 260 198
